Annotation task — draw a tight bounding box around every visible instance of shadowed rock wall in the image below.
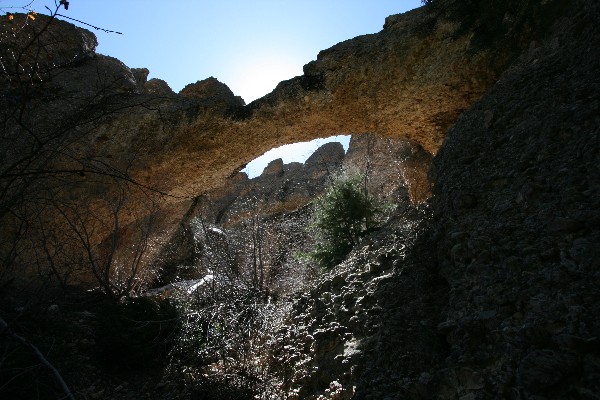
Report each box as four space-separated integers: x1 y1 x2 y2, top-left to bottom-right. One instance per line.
267 1 600 398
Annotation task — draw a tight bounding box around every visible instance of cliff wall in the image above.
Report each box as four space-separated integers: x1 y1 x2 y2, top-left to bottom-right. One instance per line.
1 5 514 289
1 1 598 398
271 0 600 398
1 4 507 200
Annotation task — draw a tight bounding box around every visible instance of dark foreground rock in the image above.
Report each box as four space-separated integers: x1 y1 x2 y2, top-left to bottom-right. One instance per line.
426 1 600 397
1 1 599 399
270 0 600 398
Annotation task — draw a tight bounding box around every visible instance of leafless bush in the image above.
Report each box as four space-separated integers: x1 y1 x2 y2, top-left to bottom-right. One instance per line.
0 6 175 398
165 204 316 397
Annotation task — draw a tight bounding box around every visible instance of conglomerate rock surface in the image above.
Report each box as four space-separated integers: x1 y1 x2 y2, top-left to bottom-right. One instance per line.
156 135 429 285
194 134 429 227
260 0 600 398
1 1 599 398
426 1 600 397
1 4 507 200
1 6 509 281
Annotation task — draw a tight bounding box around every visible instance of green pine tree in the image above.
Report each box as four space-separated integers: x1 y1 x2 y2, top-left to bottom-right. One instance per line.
308 175 389 269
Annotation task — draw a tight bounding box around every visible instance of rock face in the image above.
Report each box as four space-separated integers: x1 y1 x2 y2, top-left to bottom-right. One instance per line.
156 136 429 284
0 13 97 77
269 206 444 399
343 134 433 203
426 2 600 397
0 3 515 201
270 0 600 398
2 1 599 398
145 78 175 95
179 77 245 110
192 136 429 228
136 2 502 198
195 141 345 228
1 3 542 291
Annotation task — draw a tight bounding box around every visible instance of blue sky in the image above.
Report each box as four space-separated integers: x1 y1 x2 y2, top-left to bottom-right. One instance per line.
12 0 422 102
4 0 422 177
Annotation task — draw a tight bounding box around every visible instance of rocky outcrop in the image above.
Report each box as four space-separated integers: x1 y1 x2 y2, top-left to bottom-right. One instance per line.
192 135 430 227
135 2 503 198
258 1 600 399
179 77 245 111
0 13 97 79
2 2 549 291
343 134 433 203
1 1 598 399
194 142 344 227
269 206 443 399
424 1 600 397
145 78 175 95
131 67 150 91
1 2 522 201
154 136 431 288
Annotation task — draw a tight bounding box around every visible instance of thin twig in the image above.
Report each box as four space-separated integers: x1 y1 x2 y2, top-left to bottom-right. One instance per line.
56 13 123 34
0 316 76 400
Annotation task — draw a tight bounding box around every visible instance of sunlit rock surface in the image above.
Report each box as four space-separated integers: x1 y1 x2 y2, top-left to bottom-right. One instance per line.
2 1 599 397
1 5 509 200
0 5 516 277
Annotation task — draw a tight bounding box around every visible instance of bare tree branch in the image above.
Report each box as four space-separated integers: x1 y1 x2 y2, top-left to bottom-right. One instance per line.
55 13 122 34
0 316 75 400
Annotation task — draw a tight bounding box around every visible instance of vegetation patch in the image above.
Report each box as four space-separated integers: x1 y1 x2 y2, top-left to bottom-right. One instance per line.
307 174 391 269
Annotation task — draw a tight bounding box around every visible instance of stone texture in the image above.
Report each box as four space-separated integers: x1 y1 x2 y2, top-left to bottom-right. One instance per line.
268 205 445 399
266 1 600 398
154 136 430 290
0 3 530 281
50 54 139 96
419 1 600 398
179 76 245 111
2 3 517 202
262 158 285 177
145 78 175 95
2 2 599 398
131 67 150 91
342 134 433 204
0 13 97 80
191 137 428 228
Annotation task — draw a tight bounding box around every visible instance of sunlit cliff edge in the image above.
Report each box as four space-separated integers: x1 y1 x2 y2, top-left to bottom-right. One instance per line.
1 0 599 397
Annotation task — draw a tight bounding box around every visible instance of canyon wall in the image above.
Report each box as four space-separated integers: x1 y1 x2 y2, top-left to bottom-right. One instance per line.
156 135 429 284
1 4 506 200
268 1 600 398
2 0 598 398
1 3 515 289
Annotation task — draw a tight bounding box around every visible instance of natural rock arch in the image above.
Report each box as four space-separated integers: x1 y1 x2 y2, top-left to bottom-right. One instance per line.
88 7 509 200
0 5 519 288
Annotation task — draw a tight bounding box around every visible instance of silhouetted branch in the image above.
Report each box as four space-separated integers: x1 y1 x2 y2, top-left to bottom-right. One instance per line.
56 13 122 34
0 316 75 400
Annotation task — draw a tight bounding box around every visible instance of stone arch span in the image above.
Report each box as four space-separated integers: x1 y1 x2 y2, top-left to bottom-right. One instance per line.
0 6 519 288
0 7 514 257
100 7 507 200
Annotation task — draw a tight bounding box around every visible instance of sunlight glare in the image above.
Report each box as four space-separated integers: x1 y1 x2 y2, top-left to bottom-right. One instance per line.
231 55 302 103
